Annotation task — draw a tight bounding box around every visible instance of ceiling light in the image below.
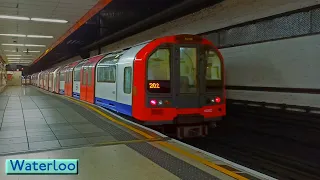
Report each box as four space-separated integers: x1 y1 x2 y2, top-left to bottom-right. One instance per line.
8 60 32 61
22 55 33 56
31 18 68 23
0 15 30 21
25 44 46 47
7 58 32 60
0 34 26 37
2 43 24 46
23 50 40 53
4 50 16 52
27 35 53 38
6 55 21 56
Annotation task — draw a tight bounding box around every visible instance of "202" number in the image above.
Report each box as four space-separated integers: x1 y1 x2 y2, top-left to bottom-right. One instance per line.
149 83 160 89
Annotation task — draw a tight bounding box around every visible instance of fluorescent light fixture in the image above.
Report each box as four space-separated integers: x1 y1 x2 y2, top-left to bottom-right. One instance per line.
8 62 31 64
4 50 16 52
31 18 68 23
0 34 26 37
0 15 30 21
9 60 32 61
7 57 33 60
27 35 53 38
25 44 46 47
22 55 33 56
6 55 21 56
23 50 40 53
2 43 24 46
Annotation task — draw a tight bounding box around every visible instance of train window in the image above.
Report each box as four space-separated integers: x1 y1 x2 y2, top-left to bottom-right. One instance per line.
60 72 65 81
147 48 171 93
87 67 92 86
205 50 221 80
204 49 223 91
97 66 116 83
74 68 81 81
69 71 72 82
82 68 87 85
123 67 132 94
179 47 197 93
66 71 69 83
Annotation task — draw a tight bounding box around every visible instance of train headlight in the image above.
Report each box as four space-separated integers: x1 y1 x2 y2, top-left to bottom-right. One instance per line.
215 97 221 103
150 99 157 106
158 100 163 105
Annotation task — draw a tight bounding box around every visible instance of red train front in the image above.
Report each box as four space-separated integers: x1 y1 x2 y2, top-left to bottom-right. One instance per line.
132 34 226 138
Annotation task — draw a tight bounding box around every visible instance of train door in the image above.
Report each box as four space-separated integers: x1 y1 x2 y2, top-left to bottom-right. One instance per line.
86 63 95 103
59 70 65 94
48 73 52 91
50 72 54 91
173 45 204 108
55 71 60 93
80 66 88 101
73 62 84 99
65 69 72 96
69 69 73 96
45 73 48 90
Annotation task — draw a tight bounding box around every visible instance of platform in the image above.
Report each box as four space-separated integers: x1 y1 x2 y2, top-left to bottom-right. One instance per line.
0 86 275 180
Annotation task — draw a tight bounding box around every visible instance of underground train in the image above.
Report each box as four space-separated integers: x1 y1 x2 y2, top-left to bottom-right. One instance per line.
31 34 226 138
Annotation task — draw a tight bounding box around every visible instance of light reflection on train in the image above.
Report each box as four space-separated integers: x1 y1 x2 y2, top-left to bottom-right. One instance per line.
31 34 226 138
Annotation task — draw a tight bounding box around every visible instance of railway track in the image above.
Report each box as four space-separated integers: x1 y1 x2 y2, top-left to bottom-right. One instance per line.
184 125 320 180
182 106 320 180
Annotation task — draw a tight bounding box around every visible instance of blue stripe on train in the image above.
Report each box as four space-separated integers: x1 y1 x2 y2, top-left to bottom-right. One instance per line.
94 97 132 116
59 89 65 95
73 92 80 99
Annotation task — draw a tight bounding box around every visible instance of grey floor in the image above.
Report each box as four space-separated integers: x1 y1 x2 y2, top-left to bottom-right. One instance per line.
0 86 116 154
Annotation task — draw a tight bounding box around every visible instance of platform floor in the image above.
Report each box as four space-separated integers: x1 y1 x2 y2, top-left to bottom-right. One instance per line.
0 86 273 180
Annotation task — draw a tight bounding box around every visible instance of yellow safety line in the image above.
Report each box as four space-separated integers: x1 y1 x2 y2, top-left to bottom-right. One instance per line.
65 97 248 180
94 138 164 146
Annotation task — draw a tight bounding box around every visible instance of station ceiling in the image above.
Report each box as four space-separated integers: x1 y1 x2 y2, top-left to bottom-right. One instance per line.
0 0 223 72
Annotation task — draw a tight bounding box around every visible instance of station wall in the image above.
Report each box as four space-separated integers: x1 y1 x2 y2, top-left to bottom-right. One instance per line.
96 0 320 108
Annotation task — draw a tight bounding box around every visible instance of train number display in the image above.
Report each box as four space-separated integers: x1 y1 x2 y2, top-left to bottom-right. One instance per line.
149 82 160 89
147 80 170 93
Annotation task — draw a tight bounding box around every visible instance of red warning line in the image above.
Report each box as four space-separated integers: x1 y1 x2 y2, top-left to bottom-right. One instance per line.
33 0 112 64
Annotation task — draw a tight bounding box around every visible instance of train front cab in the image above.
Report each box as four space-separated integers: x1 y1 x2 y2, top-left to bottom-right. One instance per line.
132 34 226 138
80 55 104 103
